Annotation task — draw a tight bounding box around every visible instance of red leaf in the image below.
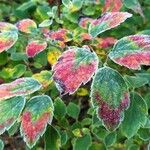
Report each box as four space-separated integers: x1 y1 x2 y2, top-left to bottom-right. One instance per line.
26 40 47 57
20 95 54 148
53 47 99 95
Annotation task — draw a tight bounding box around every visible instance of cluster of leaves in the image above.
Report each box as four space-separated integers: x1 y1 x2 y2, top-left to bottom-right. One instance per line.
0 0 150 149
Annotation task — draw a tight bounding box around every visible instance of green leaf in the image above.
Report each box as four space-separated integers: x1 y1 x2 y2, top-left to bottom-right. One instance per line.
137 128 150 141
20 95 54 148
8 122 19 136
91 67 129 130
67 102 80 119
0 77 42 100
124 75 149 88
73 134 92 150
12 64 27 79
92 127 108 141
0 139 4 150
60 130 68 146
0 96 25 134
54 97 67 120
104 132 117 147
44 126 61 150
121 92 148 138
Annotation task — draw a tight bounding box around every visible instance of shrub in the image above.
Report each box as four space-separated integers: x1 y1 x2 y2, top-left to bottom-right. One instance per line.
0 0 150 149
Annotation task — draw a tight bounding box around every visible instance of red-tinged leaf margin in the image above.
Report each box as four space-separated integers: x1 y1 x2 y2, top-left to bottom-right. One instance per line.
109 35 150 70
0 77 42 101
52 46 99 95
16 19 37 34
0 96 25 135
26 40 47 57
88 12 132 38
20 95 54 148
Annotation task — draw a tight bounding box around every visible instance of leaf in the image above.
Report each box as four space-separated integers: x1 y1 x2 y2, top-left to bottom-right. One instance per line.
109 35 150 70
0 22 18 32
44 126 61 150
47 48 62 65
93 37 117 48
20 95 54 148
0 96 25 134
32 70 53 89
0 139 4 150
123 0 145 19
16 19 37 33
67 102 80 119
104 132 117 147
102 0 123 13
91 67 129 131
52 46 99 95
0 31 18 53
89 12 132 37
39 19 53 27
54 97 67 120
45 29 72 43
0 77 42 100
26 40 47 57
121 92 148 138
73 134 92 150
79 17 94 29
124 75 149 88
137 128 150 141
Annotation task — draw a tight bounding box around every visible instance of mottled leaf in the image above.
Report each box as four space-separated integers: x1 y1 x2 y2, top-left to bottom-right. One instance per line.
109 35 150 70
0 32 18 53
121 92 148 138
89 12 132 37
45 29 72 43
20 95 54 148
53 46 99 95
91 67 129 131
0 22 18 32
0 77 42 100
0 96 25 134
16 19 37 33
26 40 47 57
102 0 123 12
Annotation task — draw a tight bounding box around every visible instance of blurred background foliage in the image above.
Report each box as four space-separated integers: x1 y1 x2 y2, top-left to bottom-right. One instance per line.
0 0 150 149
